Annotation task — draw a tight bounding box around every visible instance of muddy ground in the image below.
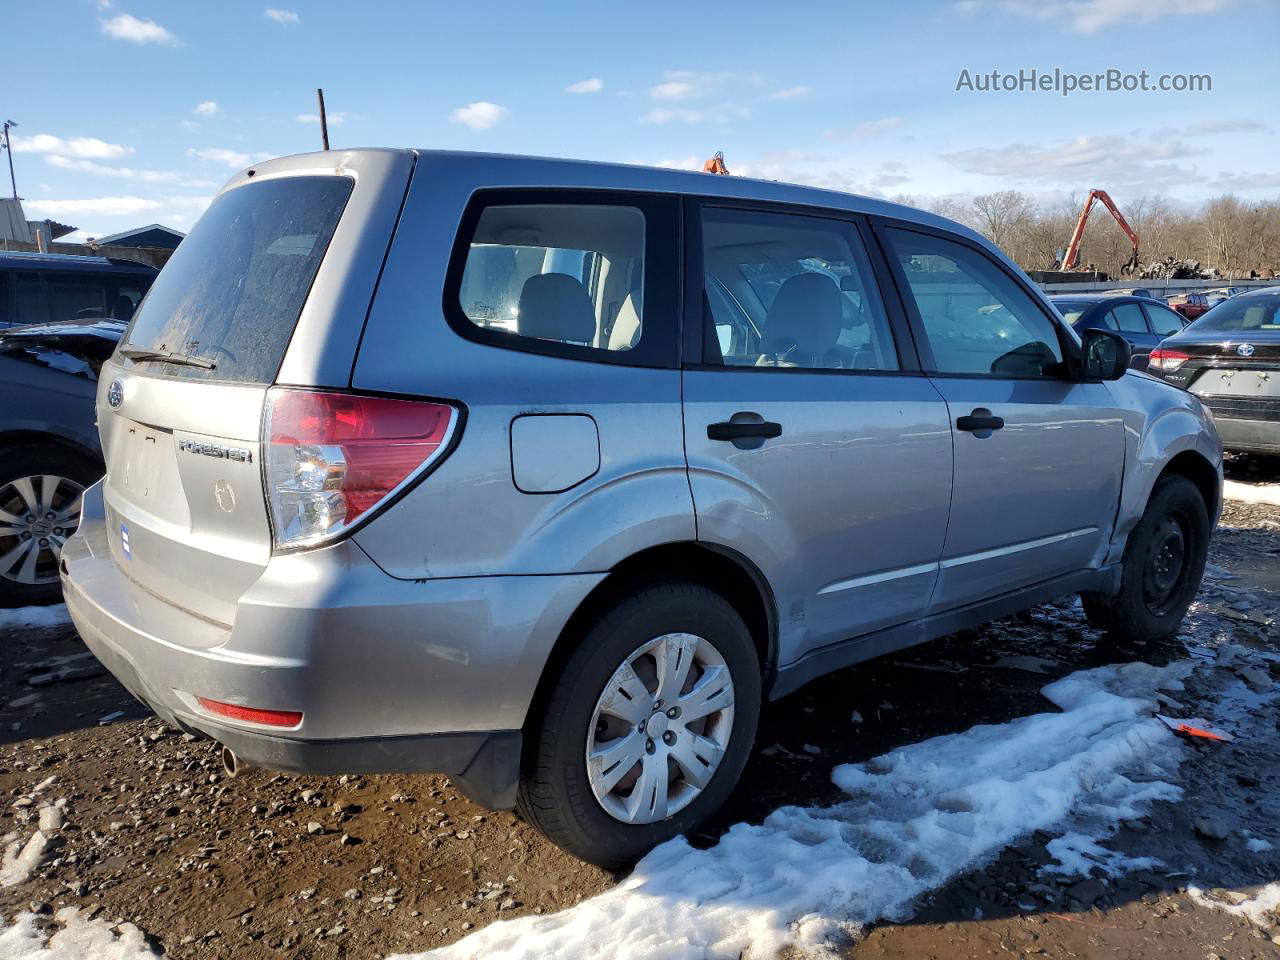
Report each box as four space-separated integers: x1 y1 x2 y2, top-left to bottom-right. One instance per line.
2 460 1279 959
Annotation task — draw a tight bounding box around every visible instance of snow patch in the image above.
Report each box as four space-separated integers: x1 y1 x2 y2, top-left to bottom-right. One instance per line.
1041 832 1161 879
0 908 163 959
1223 480 1280 507
0 605 72 631
1247 837 1274 853
397 661 1189 960
1190 882 1280 928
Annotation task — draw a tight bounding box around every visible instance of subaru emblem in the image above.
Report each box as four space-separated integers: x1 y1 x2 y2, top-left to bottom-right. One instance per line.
108 378 125 408
1237 342 1256 358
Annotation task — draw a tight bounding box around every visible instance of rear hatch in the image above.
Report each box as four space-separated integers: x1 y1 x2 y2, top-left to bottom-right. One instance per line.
97 150 414 626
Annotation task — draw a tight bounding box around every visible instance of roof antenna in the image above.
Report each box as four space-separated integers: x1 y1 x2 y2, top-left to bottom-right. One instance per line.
316 89 330 151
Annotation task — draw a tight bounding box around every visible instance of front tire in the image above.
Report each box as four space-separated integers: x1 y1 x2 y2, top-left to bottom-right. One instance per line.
1082 475 1210 642
517 581 761 869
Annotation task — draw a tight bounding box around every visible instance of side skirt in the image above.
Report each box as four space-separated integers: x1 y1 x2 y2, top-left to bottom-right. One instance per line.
768 565 1121 701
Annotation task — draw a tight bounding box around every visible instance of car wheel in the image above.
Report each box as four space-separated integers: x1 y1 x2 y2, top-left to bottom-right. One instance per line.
517 580 761 869
1081 475 1209 642
0 445 100 609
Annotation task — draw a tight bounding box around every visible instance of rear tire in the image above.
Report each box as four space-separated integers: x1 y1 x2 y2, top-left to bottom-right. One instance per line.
1081 475 1209 642
0 444 100 609
517 581 761 869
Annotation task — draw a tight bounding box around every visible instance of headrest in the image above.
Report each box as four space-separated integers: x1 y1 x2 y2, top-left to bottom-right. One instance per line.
517 273 596 343
763 273 843 356
112 294 136 322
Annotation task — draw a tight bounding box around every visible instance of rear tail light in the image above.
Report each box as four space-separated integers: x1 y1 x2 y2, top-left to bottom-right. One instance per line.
264 388 459 550
1149 348 1191 373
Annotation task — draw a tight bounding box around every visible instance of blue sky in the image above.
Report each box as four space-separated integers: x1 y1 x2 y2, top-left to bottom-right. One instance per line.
5 0 1278 240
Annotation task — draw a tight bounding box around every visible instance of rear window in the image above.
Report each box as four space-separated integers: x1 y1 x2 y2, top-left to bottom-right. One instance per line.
1051 300 1091 325
1187 295 1280 333
123 176 352 383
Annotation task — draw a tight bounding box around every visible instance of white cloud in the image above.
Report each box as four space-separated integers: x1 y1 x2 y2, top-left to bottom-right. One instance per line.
264 8 301 24
45 155 215 188
647 70 764 103
185 147 252 168
450 101 508 131
10 133 133 160
296 112 350 126
953 0 1237 33
641 108 703 125
942 132 1205 190
823 116 905 142
651 80 696 102
180 119 200 131
641 105 751 126
100 12 178 45
194 101 220 117
24 195 164 217
768 85 812 101
565 77 604 95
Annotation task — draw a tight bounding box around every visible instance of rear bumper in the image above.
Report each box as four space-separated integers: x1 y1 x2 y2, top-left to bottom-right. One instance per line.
61 483 605 809
1208 413 1280 455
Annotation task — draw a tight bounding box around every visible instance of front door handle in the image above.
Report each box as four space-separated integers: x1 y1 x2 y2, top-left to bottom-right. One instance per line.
707 418 782 442
956 409 1005 434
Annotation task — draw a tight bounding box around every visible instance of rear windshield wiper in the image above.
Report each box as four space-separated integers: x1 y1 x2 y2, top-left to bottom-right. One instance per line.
119 346 217 370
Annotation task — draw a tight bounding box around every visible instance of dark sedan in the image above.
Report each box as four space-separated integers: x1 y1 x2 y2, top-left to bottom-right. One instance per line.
0 317 124 606
1148 287 1280 456
1050 294 1189 371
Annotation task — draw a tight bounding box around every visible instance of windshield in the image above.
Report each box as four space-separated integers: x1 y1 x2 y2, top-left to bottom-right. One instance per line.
122 175 353 383
1185 294 1280 333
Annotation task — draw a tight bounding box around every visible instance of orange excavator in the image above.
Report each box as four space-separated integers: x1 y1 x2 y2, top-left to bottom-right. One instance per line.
1056 188 1141 275
702 151 731 175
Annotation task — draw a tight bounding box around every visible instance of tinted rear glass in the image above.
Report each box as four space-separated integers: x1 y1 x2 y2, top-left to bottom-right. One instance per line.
123 176 352 383
1186 294 1280 333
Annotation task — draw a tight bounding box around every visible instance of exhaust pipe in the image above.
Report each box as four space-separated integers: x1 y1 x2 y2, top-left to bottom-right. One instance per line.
220 745 242 778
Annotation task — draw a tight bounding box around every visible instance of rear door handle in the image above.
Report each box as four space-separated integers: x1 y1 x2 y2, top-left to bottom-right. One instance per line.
956 411 1005 433
707 420 783 441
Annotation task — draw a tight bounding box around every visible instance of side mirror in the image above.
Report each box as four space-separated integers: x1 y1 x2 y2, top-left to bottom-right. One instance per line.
1080 329 1131 381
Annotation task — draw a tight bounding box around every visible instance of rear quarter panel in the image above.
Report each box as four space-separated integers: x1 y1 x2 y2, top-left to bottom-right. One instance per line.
348 154 694 579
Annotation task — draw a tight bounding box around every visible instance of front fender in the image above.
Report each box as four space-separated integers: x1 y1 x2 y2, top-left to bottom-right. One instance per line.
1106 375 1222 565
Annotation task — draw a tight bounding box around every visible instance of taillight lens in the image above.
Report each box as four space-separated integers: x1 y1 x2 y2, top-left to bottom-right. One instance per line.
264 388 458 550
1149 348 1191 373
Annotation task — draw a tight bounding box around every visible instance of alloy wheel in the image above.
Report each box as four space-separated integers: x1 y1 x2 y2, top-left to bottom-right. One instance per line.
586 632 736 825
0 475 85 586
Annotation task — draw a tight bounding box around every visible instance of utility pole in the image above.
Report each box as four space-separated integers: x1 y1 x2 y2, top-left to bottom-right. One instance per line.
316 89 330 151
2 120 17 199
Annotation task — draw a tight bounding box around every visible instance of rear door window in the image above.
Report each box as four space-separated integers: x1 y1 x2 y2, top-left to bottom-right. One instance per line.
699 206 899 371
123 176 353 383
0 271 9 326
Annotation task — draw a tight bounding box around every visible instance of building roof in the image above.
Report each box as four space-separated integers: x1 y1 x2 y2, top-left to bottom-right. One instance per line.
0 198 31 242
91 223 186 248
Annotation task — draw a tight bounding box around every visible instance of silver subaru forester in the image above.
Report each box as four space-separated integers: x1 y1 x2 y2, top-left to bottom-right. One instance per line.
61 149 1222 867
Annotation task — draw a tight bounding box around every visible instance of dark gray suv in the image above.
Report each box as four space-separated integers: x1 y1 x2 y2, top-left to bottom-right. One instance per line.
62 150 1221 866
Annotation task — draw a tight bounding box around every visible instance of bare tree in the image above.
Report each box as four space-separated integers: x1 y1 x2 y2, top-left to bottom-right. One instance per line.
970 191 1034 252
